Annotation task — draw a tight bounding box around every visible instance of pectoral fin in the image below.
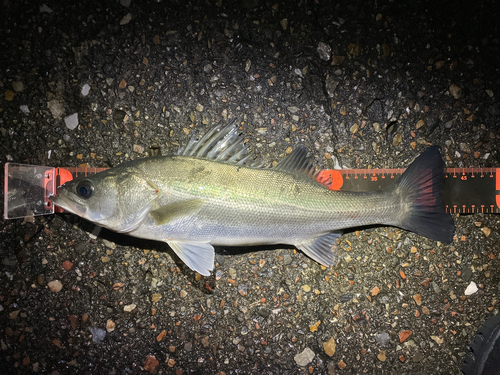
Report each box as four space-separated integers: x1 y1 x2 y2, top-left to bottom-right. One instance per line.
295 231 342 267
149 199 204 225
168 241 214 276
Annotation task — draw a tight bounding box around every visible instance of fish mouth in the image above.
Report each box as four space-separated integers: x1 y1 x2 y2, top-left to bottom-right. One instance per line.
49 194 87 217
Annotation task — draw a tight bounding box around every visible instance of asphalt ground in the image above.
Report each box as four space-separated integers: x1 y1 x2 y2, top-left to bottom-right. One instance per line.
1 0 499 374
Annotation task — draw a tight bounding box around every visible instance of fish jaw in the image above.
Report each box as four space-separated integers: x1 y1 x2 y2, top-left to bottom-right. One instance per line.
49 193 88 218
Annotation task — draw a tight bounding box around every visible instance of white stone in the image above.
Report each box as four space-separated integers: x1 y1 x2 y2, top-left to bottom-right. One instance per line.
64 113 79 130
464 281 478 296
81 84 90 96
294 347 315 367
124 304 136 312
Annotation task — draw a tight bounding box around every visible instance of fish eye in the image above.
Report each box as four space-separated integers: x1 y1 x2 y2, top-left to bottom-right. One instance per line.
76 180 94 199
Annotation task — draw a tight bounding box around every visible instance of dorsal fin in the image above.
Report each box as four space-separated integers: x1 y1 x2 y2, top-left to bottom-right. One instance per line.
178 119 254 166
273 146 319 179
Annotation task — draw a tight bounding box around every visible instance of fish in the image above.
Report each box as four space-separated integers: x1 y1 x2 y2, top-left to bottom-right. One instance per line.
50 119 455 276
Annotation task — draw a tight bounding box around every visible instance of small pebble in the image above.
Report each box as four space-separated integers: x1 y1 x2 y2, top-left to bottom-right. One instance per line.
229 268 237 279
238 284 248 296
106 319 115 332
481 227 491 237
81 84 90 96
5 90 15 101
12 81 24 92
48 280 63 293
416 119 425 129
464 281 478 296
460 142 471 153
348 43 360 57
392 133 402 146
143 355 159 374
69 315 77 329
323 338 336 356
201 336 209 347
156 330 166 342
431 335 444 345
62 260 73 271
280 18 288 30
102 239 116 249
64 113 79 130
449 84 462 99
90 327 106 343
124 304 136 312
399 330 412 343
120 13 132 25
375 332 389 346
294 347 315 367
317 42 331 61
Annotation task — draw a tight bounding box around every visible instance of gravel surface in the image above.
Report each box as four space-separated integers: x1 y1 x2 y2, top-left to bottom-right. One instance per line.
1 0 499 374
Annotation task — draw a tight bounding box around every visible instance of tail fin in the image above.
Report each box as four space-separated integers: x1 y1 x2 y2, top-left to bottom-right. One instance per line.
396 146 455 243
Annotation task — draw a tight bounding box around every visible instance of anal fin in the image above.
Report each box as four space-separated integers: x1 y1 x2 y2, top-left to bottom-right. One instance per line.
295 232 342 267
168 241 214 276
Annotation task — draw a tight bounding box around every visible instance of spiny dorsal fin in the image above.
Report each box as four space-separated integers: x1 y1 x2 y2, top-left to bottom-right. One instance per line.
178 119 254 166
273 146 319 179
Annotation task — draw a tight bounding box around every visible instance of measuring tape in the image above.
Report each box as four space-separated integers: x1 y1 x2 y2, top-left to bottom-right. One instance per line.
54 166 500 214
317 168 500 214
3 163 500 219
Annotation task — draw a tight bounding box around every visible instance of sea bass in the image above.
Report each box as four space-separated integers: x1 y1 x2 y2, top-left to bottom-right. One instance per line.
50 120 455 275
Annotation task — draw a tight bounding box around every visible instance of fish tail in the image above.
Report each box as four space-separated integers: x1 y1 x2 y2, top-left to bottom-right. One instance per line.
395 146 455 243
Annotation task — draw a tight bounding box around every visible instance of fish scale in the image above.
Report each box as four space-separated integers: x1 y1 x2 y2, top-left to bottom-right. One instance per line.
131 156 397 245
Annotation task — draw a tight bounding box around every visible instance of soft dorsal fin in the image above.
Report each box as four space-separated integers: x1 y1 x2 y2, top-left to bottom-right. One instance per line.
178 119 254 166
273 146 319 179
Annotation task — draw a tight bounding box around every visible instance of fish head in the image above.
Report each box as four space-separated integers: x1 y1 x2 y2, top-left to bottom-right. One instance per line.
50 167 161 233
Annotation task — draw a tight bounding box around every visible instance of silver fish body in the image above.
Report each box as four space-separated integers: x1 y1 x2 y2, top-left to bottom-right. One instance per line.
50 121 455 275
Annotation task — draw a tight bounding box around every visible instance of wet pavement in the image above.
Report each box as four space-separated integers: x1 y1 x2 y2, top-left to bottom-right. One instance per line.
1 0 499 374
